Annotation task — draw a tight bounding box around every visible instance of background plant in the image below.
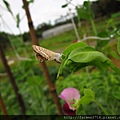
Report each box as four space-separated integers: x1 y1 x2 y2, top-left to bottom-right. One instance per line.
0 0 120 116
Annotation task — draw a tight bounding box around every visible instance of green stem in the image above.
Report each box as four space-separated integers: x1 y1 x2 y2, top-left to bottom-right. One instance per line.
94 100 108 115
88 0 98 47
90 17 97 35
90 13 99 49
87 0 97 35
85 67 91 80
85 67 91 88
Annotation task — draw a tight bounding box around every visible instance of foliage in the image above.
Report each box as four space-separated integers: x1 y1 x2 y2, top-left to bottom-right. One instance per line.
57 42 120 78
56 71 120 115
2 0 13 17
16 14 20 28
0 0 120 116
0 61 58 115
0 32 11 49
76 1 94 21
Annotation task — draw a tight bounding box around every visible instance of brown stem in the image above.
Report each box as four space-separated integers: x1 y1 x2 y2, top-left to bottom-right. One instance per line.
22 0 63 115
40 62 63 115
0 44 26 115
0 93 7 115
0 93 10 120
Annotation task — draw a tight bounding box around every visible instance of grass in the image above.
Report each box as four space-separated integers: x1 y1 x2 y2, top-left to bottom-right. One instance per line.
1 15 120 75
39 16 120 51
0 16 119 74
0 16 120 115
56 70 120 115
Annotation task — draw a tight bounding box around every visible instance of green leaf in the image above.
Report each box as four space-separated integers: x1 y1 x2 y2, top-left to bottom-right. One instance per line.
84 89 95 99
106 18 114 29
111 12 120 18
112 89 120 100
16 13 20 28
117 38 120 55
110 51 120 60
57 56 68 78
68 46 108 69
57 42 88 77
62 4 68 8
76 7 91 20
80 96 93 105
96 31 110 50
83 1 90 11
79 89 94 105
107 59 120 74
76 1 94 21
27 0 34 4
69 46 120 74
58 42 120 76
62 42 88 56
3 0 13 16
68 46 96 63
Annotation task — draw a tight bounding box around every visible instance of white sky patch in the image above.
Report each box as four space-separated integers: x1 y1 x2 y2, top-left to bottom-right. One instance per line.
0 0 96 35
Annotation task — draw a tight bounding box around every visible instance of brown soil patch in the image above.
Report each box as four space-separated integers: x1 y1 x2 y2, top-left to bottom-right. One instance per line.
111 57 120 69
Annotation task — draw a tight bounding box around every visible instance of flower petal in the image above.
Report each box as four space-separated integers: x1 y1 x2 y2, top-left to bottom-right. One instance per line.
59 87 80 102
59 87 80 110
63 102 76 116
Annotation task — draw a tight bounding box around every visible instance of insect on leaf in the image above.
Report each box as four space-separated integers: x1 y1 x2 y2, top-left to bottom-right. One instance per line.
32 45 62 63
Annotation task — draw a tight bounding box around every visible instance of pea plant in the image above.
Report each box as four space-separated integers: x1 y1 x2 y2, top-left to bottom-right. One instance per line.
57 41 120 77
57 0 120 115
1 0 120 116
57 41 120 115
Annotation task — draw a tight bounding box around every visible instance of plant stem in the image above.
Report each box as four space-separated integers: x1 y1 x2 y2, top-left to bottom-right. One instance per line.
69 8 81 41
90 17 97 36
0 93 8 115
81 36 109 41
0 44 26 115
85 67 91 80
88 0 98 47
94 100 108 115
22 0 63 115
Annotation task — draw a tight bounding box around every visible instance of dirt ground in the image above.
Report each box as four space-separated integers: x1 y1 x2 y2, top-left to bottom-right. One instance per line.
111 57 120 68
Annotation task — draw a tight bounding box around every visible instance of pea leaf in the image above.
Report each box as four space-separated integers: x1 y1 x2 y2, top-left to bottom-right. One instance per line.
84 89 95 99
69 46 120 74
57 42 120 78
80 89 95 105
62 42 87 57
62 4 68 8
57 42 88 77
27 0 34 4
3 0 13 16
76 1 94 21
80 96 93 105
16 13 20 28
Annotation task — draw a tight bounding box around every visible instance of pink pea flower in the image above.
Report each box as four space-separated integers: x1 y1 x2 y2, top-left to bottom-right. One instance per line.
59 87 80 115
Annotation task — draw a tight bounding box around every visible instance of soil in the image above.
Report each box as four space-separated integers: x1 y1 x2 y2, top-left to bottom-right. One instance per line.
111 57 120 69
